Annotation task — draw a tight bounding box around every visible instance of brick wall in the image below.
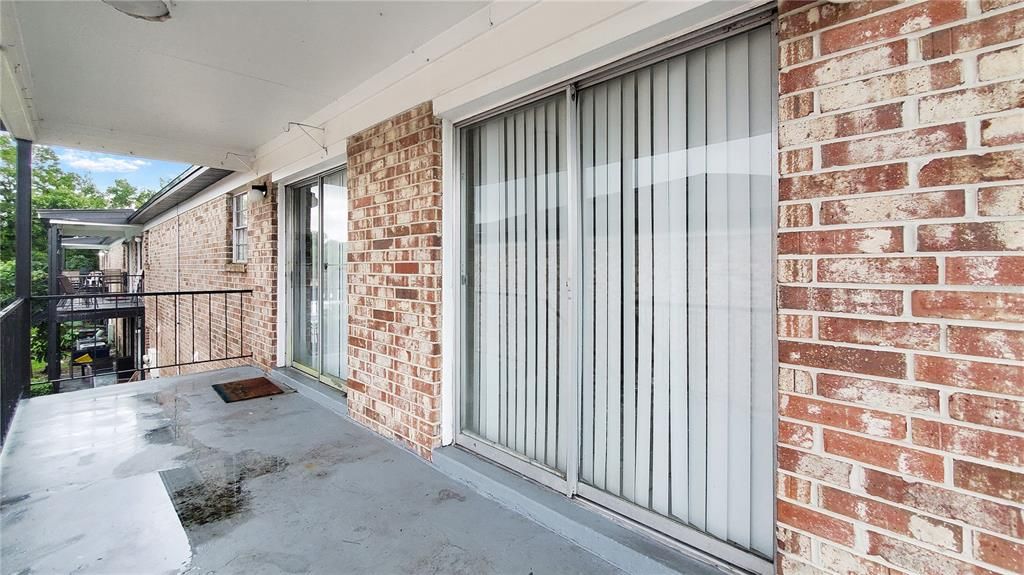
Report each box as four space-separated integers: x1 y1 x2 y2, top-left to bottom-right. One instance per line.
345 102 443 459
776 1 1024 574
99 241 125 272
143 175 278 375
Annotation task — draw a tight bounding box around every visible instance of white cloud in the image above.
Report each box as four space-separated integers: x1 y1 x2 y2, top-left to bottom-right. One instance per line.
59 149 150 173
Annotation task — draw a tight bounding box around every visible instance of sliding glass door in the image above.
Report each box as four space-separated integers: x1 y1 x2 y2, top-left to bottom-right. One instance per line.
461 96 570 476
575 24 774 556
459 21 774 571
290 168 348 388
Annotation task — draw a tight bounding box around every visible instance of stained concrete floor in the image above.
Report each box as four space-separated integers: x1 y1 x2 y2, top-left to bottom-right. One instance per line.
0 366 623 575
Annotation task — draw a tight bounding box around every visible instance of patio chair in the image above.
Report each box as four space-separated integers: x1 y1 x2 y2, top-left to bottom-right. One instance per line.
57 275 77 295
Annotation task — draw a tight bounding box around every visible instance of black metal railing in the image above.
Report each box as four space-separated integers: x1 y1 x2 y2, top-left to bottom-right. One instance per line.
62 272 144 295
1 298 30 442
31 288 254 393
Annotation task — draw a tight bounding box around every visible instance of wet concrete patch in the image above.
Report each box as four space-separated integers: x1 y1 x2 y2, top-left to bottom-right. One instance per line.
144 424 177 445
162 451 289 533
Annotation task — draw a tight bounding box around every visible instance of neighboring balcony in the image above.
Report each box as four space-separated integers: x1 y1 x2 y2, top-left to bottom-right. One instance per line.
50 271 145 323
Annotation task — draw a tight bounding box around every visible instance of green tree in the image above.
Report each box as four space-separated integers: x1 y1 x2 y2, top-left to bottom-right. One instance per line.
1 134 164 382
0 135 110 301
105 178 153 209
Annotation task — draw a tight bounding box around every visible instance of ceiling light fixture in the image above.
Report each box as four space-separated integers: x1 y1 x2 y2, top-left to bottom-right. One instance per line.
102 1 171 22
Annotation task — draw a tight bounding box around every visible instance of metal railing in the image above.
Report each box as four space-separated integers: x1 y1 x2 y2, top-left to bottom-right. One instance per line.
31 288 255 392
1 298 30 442
63 272 144 295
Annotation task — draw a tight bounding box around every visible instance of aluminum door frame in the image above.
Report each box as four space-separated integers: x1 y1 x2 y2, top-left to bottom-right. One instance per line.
451 7 777 575
286 167 349 391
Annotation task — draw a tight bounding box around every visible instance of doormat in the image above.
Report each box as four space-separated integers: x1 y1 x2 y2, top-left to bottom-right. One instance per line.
212 377 284 403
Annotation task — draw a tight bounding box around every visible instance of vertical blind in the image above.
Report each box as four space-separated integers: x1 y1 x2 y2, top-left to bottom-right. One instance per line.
463 96 569 472
577 26 774 556
462 24 773 559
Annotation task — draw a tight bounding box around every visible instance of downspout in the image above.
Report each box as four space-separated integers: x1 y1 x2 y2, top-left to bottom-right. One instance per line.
175 204 181 291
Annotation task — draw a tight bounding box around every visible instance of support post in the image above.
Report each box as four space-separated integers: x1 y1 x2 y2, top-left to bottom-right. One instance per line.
15 138 32 394
47 225 61 382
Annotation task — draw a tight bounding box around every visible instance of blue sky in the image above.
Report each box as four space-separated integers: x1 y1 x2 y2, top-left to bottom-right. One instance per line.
51 146 189 193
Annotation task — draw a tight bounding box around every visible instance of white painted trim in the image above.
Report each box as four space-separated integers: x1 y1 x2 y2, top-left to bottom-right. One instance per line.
271 150 348 187
436 1 760 125
0 52 35 141
62 242 112 251
0 1 36 140
254 1 752 187
440 117 459 447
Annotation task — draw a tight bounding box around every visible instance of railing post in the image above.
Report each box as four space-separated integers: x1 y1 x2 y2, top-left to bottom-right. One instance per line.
15 138 32 395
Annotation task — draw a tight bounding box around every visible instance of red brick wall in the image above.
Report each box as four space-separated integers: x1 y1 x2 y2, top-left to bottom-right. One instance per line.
143 175 278 375
345 102 443 459
777 1 1024 574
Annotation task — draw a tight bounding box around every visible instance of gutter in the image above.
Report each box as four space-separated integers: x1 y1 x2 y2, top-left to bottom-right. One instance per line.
127 164 206 224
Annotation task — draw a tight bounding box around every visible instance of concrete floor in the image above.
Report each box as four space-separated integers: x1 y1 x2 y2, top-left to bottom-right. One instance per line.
1 366 622 575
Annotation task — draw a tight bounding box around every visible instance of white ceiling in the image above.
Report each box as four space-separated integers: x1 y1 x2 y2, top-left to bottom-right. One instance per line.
3 0 484 166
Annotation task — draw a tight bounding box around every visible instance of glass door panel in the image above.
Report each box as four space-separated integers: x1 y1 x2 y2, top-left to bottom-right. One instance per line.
576 25 774 558
461 95 569 473
321 170 348 383
291 181 321 374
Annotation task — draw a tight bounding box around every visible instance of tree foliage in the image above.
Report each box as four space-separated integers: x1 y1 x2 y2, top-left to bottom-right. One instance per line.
0 134 154 301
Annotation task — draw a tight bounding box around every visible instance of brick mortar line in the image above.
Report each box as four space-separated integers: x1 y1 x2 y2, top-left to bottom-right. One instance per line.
778 2 1024 54
779 40 1024 96
777 442 1024 514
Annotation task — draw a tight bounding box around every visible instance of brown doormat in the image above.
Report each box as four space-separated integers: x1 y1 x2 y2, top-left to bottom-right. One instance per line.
212 377 284 403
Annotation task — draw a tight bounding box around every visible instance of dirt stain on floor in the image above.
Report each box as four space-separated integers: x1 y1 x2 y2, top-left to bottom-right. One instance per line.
163 451 289 531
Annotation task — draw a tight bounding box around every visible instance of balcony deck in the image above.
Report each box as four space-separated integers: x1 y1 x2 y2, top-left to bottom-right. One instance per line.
53 293 145 322
0 366 621 574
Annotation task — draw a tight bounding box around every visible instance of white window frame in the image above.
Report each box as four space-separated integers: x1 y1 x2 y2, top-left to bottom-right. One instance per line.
232 192 249 263
443 7 779 575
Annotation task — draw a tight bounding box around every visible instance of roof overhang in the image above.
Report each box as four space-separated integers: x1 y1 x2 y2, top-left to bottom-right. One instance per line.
48 220 142 239
129 165 232 224
38 209 141 250
62 237 123 251
0 0 484 166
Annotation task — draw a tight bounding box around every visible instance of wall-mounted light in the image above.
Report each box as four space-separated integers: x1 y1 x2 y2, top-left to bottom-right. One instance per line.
252 184 269 198
102 1 171 22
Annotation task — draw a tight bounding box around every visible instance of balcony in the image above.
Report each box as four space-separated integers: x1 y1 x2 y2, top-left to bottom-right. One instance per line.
0 366 632 574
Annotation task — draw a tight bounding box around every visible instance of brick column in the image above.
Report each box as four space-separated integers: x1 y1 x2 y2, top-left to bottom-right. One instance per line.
776 2 1024 574
346 102 443 459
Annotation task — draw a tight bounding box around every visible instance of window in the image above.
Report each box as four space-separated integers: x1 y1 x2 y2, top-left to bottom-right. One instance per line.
232 192 249 263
